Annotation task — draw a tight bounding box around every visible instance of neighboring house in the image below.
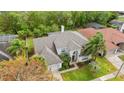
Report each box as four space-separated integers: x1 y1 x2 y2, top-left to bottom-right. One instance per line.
0 35 18 61
118 11 124 15
33 29 89 71
110 20 124 32
87 22 105 29
79 28 124 55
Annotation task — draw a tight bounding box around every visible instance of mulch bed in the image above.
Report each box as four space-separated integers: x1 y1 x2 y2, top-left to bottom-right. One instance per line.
69 64 75 68
76 62 85 68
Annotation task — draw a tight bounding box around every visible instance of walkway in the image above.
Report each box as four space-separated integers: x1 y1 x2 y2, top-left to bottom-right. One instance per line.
52 71 63 81
60 64 78 74
52 64 79 81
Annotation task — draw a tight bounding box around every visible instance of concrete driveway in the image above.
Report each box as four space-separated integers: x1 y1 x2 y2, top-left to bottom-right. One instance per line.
106 54 124 75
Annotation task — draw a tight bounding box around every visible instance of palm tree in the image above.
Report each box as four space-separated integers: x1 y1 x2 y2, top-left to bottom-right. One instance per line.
82 32 106 61
7 39 25 56
17 30 30 65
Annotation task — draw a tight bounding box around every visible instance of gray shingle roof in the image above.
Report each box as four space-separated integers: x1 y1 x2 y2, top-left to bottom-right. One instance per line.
33 36 56 55
67 40 82 51
40 46 62 65
0 35 18 42
110 20 124 25
53 31 88 50
87 22 105 29
33 31 88 65
0 50 12 61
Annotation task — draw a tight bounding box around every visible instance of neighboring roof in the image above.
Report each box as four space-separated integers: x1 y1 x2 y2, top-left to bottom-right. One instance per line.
0 35 18 42
0 41 12 61
87 22 105 29
79 28 124 51
118 11 124 14
110 20 124 30
40 47 62 65
0 50 12 61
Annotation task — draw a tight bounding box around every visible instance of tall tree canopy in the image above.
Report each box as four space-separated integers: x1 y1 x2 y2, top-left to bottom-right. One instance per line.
82 32 106 61
0 11 118 37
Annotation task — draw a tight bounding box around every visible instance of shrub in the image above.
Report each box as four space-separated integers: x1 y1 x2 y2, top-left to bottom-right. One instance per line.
60 53 71 70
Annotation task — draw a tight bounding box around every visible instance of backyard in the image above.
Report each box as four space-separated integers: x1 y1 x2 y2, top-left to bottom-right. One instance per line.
61 57 117 81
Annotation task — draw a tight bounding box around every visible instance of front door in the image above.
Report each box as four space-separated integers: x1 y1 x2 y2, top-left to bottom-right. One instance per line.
72 51 78 62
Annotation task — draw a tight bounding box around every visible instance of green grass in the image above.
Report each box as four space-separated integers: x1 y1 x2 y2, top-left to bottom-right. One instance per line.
119 55 124 61
61 57 117 81
117 17 124 21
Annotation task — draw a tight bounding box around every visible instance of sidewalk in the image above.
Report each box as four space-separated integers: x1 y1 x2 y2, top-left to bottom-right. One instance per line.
107 55 124 74
93 71 118 81
52 71 63 81
60 64 78 74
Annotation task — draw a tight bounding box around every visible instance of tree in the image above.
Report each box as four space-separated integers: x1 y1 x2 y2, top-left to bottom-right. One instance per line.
82 32 106 61
7 39 25 56
0 11 119 36
60 53 71 70
0 12 23 34
0 56 53 81
17 30 32 65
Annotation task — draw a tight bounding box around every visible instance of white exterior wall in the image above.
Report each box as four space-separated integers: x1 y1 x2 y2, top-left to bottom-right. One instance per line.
56 48 68 55
48 63 62 71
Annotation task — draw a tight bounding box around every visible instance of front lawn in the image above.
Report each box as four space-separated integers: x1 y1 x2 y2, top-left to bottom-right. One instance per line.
118 55 124 61
61 57 117 81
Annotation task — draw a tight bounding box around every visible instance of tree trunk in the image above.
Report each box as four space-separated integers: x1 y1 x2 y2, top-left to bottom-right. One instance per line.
25 37 29 66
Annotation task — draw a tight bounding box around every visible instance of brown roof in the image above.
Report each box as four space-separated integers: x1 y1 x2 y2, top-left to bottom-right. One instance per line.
79 28 124 51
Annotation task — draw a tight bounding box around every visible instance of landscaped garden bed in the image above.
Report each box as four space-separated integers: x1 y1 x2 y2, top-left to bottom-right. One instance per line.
61 57 117 81
118 55 124 61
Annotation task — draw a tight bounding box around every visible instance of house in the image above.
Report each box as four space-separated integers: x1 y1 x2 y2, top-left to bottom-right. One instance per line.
0 35 18 61
118 11 124 15
87 22 105 29
110 20 124 32
79 28 124 55
33 27 89 71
